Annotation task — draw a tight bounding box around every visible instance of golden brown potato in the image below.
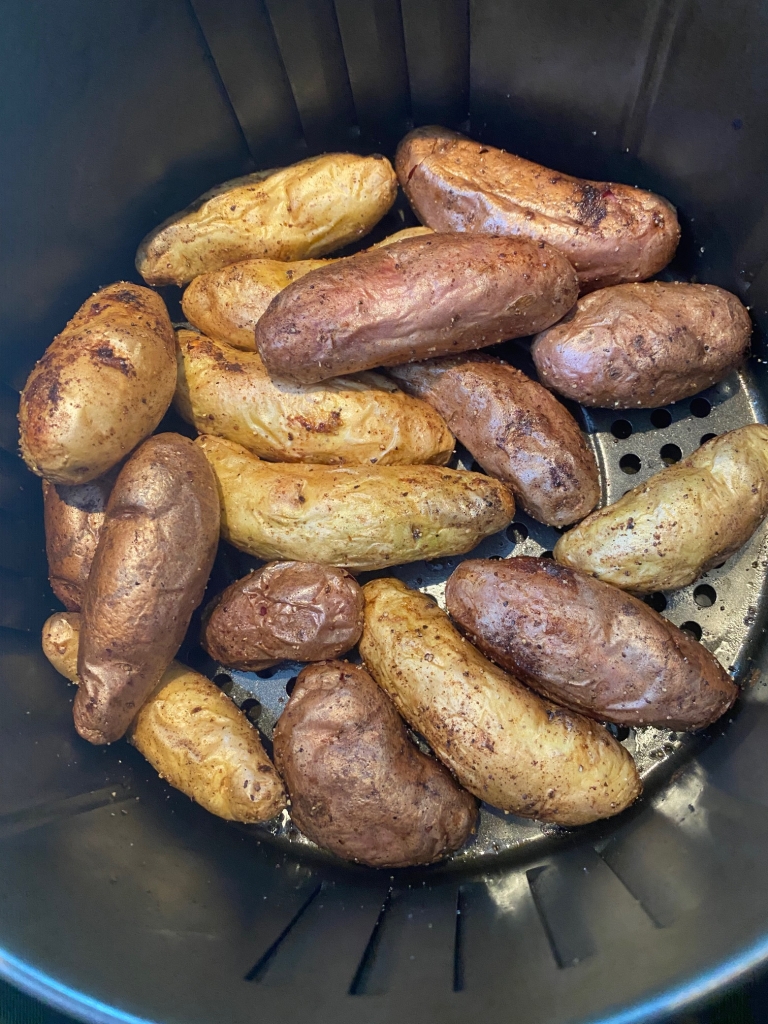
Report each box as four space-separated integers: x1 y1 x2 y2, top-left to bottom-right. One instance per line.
387 354 599 527
42 470 117 611
42 613 286 823
395 126 680 292
359 579 641 825
136 154 398 286
181 227 433 352
202 562 364 671
555 425 768 592
174 329 454 466
76 434 220 745
198 434 515 572
532 282 752 408
18 284 176 485
273 661 478 866
446 558 737 730
256 233 578 384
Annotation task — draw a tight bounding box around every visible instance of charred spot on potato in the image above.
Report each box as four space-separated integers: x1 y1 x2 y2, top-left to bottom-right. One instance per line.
94 346 136 377
574 183 608 227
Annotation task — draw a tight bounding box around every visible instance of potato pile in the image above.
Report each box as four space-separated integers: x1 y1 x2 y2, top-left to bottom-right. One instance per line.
20 130 765 868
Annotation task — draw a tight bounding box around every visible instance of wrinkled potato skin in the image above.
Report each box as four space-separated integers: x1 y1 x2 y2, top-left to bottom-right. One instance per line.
202 562 364 671
396 126 679 292
359 579 641 825
198 435 515 572
76 434 220 745
555 426 768 592
446 558 737 731
532 283 752 408
43 470 117 611
174 330 454 466
256 234 578 384
387 354 599 526
42 613 285 823
136 154 398 286
19 284 176 485
273 661 477 866
181 228 433 352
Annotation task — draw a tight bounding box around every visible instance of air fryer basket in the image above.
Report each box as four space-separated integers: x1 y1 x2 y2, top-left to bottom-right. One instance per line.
2 2 768 1023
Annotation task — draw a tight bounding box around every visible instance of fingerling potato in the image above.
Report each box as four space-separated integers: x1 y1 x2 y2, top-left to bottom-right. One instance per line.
198 434 515 572
446 558 737 730
42 613 286 823
174 329 454 466
256 233 578 384
202 562 364 671
19 284 176 485
136 154 397 286
554 425 768 591
396 126 679 292
359 578 641 825
532 282 751 408
273 661 477 866
76 433 220 745
387 354 599 526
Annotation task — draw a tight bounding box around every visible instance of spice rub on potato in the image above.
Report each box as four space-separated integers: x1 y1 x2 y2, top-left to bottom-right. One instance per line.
554 425 768 592
446 557 737 731
202 562 364 672
174 329 454 466
19 284 176 485
255 233 578 384
136 153 398 286
395 125 679 292
387 354 599 527
359 578 641 826
273 661 478 867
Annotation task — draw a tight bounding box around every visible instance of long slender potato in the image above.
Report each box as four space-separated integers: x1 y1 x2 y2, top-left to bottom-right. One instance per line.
359 579 641 826
198 434 515 572
42 612 286 823
555 425 768 592
174 329 454 466
181 227 433 351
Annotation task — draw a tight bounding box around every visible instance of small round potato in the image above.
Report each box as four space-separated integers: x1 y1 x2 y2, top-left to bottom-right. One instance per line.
19 284 176 485
359 578 641 826
273 660 478 867
532 282 752 408
202 562 364 671
554 425 768 592
136 153 398 286
446 558 738 731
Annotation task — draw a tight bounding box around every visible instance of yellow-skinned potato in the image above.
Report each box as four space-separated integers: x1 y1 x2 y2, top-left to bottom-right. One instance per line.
175 330 454 466
197 434 515 571
42 612 286 823
136 154 398 286
181 226 433 352
555 425 768 592
359 579 641 825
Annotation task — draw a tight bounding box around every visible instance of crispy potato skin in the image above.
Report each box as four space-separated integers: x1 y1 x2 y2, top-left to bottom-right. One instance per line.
555 425 768 591
359 579 641 825
387 355 599 526
273 661 478 866
19 284 176 485
42 613 285 823
76 434 220 745
395 126 679 292
136 154 397 286
174 330 454 466
532 282 752 408
42 470 117 611
256 233 578 384
202 562 364 671
446 558 737 730
198 435 515 572
181 228 433 352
